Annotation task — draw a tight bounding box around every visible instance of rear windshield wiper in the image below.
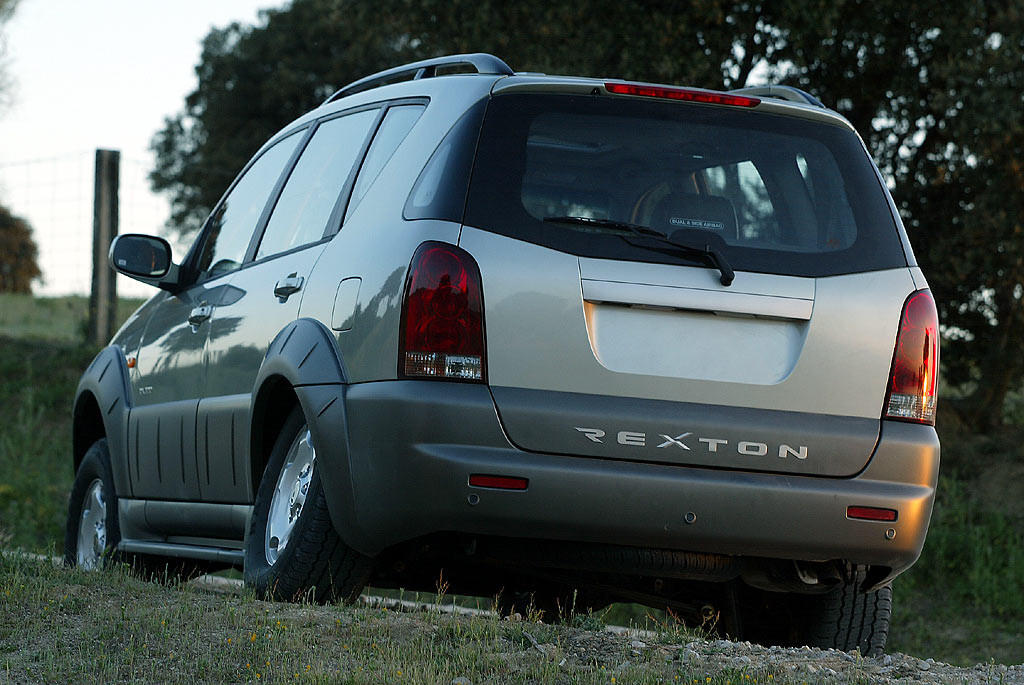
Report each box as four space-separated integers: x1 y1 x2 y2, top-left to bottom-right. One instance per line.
543 215 735 286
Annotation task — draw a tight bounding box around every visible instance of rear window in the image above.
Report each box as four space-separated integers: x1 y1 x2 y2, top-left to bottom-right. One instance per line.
463 93 906 277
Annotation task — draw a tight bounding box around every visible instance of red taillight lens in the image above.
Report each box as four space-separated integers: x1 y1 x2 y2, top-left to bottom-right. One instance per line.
400 242 485 382
604 82 761 108
884 290 939 425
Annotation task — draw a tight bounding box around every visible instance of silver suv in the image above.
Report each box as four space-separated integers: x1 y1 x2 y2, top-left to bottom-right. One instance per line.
66 54 940 655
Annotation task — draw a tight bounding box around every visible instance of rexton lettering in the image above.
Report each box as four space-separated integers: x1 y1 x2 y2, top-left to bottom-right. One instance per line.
574 427 808 460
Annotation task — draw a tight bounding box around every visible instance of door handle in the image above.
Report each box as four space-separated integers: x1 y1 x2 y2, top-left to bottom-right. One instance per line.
187 304 212 328
274 273 304 301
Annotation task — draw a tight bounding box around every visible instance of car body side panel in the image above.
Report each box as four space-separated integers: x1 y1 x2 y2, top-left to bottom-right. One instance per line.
200 243 329 503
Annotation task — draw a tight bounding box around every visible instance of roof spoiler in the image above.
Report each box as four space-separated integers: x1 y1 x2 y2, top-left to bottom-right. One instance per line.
728 85 825 108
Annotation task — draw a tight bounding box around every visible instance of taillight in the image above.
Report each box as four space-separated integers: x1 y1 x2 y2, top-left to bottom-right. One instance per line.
604 82 761 108
399 242 485 382
884 290 939 425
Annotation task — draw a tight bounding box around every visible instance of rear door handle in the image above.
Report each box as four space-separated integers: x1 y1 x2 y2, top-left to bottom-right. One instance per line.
187 304 212 328
274 273 304 301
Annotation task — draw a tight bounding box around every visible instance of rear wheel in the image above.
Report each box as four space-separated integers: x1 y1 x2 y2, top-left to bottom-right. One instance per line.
741 571 892 656
244 405 372 603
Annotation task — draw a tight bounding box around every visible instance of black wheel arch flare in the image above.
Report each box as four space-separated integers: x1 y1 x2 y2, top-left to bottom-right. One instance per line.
249 318 369 552
72 345 133 496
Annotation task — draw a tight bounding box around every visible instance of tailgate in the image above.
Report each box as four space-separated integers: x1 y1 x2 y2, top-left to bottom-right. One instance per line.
460 228 917 477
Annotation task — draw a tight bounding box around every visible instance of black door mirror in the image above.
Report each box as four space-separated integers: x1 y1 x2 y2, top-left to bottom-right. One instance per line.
110 234 172 278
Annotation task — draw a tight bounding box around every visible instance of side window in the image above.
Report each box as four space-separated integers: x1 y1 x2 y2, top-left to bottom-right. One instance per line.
345 105 425 221
195 132 303 281
255 109 379 261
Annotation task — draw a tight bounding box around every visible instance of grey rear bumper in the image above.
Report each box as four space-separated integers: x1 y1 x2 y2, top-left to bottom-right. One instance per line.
308 380 938 578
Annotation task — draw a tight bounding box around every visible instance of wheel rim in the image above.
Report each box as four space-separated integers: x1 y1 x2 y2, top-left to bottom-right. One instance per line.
266 427 316 566
77 478 107 570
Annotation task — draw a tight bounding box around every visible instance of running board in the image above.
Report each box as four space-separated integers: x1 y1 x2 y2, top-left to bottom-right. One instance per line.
118 540 245 566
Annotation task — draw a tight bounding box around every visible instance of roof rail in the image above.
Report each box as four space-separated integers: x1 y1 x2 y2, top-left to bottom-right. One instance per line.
728 85 825 109
322 53 514 105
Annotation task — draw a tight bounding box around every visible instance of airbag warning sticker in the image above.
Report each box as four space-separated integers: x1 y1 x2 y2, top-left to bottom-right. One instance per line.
670 217 725 230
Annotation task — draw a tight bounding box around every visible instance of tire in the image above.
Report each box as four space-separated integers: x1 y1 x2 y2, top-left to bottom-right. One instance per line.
795 580 892 656
244 405 372 603
64 439 122 569
741 571 892 656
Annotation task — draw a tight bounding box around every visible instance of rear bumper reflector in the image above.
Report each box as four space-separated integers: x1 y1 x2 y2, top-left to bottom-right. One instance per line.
469 474 529 490
847 506 898 522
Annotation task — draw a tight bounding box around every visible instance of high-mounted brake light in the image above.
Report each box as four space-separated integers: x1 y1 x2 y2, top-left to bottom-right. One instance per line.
884 290 939 425
399 242 486 382
604 82 761 108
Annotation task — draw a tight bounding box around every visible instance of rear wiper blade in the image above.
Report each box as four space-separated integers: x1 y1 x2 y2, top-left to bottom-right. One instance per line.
543 215 735 286
543 215 665 237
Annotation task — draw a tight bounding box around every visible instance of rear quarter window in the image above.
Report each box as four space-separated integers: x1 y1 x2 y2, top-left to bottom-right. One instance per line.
464 93 906 278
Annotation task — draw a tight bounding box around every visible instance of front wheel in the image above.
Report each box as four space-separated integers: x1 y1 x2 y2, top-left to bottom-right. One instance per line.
64 439 121 569
244 405 372 603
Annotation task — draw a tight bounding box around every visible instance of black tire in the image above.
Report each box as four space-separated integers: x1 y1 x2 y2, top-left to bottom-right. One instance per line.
244 405 372 603
64 439 122 569
794 580 892 656
741 572 892 656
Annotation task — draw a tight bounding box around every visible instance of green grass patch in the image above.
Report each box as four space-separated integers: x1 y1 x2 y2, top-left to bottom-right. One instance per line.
888 469 1024 666
0 293 145 342
1 554 791 684
0 337 97 551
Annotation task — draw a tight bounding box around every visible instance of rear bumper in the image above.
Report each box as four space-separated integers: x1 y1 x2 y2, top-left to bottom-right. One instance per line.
307 381 939 578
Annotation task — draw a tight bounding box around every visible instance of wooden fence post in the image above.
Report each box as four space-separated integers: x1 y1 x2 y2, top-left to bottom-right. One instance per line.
88 149 119 346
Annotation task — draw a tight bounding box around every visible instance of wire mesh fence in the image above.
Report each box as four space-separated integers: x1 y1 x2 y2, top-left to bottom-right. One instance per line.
0 150 173 298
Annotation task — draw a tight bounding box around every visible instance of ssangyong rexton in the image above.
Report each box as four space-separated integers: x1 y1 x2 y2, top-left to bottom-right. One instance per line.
65 54 939 655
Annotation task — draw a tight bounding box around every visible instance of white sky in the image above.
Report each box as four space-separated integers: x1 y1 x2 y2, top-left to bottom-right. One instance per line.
0 0 280 296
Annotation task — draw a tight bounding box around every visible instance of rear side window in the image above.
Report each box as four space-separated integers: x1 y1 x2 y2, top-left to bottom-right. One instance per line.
255 108 379 261
465 94 905 277
346 104 425 220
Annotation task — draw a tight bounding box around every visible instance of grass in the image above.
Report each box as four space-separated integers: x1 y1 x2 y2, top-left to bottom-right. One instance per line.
888 436 1024 663
0 554 789 684
1 295 1023 670
0 293 145 342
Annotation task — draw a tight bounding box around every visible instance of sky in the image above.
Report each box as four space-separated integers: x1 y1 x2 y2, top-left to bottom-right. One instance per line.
0 0 280 296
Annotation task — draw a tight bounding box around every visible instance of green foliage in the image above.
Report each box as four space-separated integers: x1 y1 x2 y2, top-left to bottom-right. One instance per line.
0 338 95 550
889 470 1024 665
0 298 142 550
0 204 41 294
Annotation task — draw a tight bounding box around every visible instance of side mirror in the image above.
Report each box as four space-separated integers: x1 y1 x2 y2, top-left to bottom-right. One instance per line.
109 234 180 290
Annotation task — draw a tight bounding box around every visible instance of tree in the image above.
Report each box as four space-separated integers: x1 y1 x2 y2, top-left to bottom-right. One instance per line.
0 204 41 293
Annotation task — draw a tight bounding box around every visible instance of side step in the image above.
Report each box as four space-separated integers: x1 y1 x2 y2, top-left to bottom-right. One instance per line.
118 539 245 566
